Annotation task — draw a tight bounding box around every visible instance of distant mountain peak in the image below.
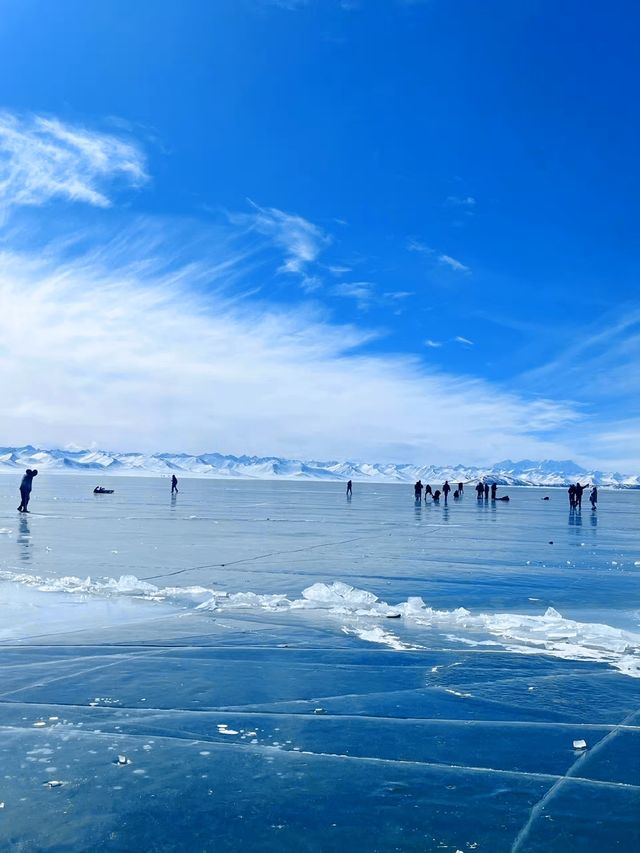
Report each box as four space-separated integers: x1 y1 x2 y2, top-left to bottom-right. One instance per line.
0 446 636 487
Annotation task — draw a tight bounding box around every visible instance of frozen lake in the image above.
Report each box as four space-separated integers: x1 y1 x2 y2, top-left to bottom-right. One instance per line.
0 474 638 852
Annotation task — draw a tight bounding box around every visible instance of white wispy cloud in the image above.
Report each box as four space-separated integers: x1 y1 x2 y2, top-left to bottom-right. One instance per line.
424 339 442 348
0 113 148 211
439 254 470 273
446 195 476 208
383 291 413 300
521 308 640 401
332 281 375 310
407 239 471 274
231 201 330 277
455 335 474 346
407 238 432 254
0 225 583 465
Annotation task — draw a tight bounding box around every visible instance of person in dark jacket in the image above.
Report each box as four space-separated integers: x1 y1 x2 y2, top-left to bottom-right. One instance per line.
171 474 179 495
490 483 497 500
18 469 38 512
589 486 598 510
476 481 484 499
575 482 587 509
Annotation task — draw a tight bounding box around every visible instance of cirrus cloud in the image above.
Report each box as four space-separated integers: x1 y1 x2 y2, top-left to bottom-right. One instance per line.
0 112 148 211
0 224 580 466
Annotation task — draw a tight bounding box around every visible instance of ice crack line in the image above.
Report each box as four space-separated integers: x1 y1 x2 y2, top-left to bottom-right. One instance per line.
140 533 390 580
510 707 640 853
140 525 447 581
0 647 169 700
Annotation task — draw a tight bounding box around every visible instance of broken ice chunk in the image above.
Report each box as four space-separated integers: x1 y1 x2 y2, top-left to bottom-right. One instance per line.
44 780 64 788
115 755 131 766
573 739 587 750
313 708 327 715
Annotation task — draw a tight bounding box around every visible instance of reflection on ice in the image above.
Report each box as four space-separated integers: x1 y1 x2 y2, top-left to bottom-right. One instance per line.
17 516 31 563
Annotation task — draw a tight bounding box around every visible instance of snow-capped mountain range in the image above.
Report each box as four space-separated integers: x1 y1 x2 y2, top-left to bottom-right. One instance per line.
0 446 637 487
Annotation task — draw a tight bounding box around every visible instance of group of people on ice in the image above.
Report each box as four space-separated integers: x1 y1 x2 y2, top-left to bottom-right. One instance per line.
414 479 455 502
411 479 509 503
569 481 597 510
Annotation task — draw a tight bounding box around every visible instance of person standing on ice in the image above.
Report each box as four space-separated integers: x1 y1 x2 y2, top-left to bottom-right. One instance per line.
575 481 587 509
458 481 464 494
424 483 432 498
17 468 38 512
589 486 598 510
442 480 451 501
414 480 423 501
568 483 576 508
475 481 484 499
171 474 179 495
490 482 497 500
483 482 489 500
346 479 352 497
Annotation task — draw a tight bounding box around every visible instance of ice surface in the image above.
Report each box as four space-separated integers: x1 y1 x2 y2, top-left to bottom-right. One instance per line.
1 475 639 852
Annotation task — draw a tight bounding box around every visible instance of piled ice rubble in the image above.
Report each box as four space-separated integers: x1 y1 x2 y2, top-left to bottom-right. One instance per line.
2 572 639 676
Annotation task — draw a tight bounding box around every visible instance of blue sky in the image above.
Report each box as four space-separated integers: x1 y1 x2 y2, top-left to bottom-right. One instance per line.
0 0 638 469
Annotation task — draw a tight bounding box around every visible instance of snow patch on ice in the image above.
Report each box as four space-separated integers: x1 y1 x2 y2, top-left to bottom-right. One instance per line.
342 625 424 651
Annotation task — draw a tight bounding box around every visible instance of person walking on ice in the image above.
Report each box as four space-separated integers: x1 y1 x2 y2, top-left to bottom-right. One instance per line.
171 474 179 495
590 486 598 510
17 468 38 512
346 479 352 497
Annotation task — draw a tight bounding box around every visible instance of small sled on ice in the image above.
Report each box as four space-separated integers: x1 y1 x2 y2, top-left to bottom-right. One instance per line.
93 486 114 494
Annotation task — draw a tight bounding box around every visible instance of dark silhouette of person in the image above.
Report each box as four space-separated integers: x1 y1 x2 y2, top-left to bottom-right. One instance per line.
458 482 464 494
442 481 451 501
490 483 497 500
568 484 576 509
483 483 489 500
424 484 432 498
453 489 459 499
171 474 179 495
432 489 441 501
18 468 38 512
475 481 484 499
575 482 587 509
414 480 423 501
589 486 597 510
346 479 352 497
